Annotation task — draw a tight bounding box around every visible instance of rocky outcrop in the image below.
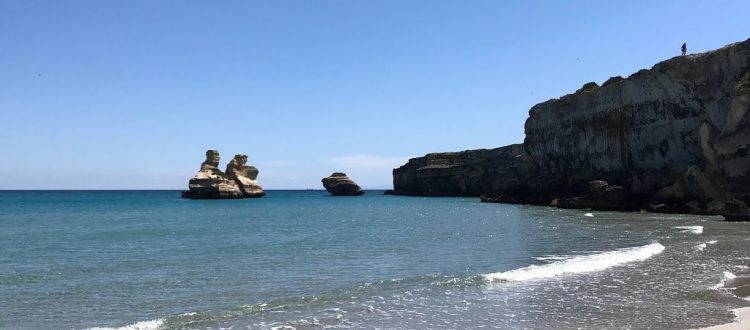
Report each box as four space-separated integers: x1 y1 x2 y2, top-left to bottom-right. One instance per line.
547 180 638 211
322 172 364 196
225 154 265 198
386 144 538 199
390 38 750 220
182 150 265 199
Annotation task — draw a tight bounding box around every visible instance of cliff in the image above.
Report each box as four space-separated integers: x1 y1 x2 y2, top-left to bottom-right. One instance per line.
387 144 536 198
388 38 750 220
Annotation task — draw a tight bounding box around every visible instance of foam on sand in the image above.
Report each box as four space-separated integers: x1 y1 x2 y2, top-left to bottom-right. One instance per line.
484 243 665 282
674 226 704 234
85 319 165 330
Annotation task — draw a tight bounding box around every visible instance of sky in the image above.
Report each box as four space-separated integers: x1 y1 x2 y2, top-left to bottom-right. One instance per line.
1 1 749 189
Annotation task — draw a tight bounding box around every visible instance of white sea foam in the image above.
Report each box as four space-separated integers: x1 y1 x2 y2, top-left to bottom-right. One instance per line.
484 243 665 282
270 326 296 330
584 213 594 217
697 240 718 251
533 255 574 262
85 319 165 330
674 226 703 234
712 271 738 290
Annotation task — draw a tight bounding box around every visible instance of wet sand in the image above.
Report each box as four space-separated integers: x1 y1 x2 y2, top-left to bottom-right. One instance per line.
698 307 750 330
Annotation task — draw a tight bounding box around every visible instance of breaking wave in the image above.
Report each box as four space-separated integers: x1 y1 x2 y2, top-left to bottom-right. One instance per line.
484 243 665 282
85 319 165 330
674 226 703 234
712 271 738 290
696 240 718 251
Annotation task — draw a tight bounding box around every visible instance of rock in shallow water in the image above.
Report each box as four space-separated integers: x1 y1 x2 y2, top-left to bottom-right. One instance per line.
322 172 364 196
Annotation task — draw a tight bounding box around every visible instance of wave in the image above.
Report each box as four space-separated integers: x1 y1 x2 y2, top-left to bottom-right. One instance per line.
483 243 665 282
674 225 703 234
85 319 165 330
533 255 575 262
583 213 594 217
712 271 738 290
96 272 485 329
696 240 718 251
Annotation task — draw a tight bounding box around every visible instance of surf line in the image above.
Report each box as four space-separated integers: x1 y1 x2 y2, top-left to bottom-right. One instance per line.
484 243 665 282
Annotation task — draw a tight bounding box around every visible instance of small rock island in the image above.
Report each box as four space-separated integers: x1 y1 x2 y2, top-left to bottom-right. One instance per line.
182 150 265 199
322 172 364 196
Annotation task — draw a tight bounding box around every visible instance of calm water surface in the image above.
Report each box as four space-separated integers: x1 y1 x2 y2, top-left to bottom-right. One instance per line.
1 190 749 329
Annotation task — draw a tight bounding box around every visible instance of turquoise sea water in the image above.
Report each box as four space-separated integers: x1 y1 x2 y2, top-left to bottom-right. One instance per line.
1 190 749 329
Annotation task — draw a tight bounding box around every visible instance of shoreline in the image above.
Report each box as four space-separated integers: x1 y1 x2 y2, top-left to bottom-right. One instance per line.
386 190 740 221
698 307 750 330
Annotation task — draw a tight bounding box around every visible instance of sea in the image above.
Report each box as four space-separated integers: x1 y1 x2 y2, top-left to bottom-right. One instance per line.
1 190 749 330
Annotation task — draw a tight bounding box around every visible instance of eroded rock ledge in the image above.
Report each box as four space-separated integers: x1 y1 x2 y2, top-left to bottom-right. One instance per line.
388 38 750 220
182 150 265 199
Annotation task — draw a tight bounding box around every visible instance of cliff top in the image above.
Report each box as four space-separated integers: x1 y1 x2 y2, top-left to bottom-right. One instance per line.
529 37 750 118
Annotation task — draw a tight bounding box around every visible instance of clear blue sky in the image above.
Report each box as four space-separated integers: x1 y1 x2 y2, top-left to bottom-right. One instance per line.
1 1 748 189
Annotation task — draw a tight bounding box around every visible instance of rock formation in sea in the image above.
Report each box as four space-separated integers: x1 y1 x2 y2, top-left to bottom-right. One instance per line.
322 172 365 196
388 38 750 220
225 154 265 198
182 150 265 199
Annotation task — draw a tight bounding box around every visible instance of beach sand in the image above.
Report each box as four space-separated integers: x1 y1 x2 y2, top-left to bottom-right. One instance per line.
698 307 750 330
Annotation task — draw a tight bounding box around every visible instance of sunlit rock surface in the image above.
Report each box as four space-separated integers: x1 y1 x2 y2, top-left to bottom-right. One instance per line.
182 150 265 199
390 38 750 220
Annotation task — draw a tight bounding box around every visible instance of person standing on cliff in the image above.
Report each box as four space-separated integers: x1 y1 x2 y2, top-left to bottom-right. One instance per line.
681 43 687 56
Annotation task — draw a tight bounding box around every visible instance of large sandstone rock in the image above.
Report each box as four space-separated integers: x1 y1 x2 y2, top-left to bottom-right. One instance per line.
390 38 750 220
225 154 265 198
183 150 265 199
322 172 364 196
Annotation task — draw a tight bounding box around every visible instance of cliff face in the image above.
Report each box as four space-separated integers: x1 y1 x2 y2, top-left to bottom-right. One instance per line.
389 144 533 197
390 38 750 220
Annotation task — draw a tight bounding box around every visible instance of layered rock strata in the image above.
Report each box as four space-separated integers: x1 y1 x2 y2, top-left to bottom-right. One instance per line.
182 150 265 199
389 38 750 220
322 172 365 196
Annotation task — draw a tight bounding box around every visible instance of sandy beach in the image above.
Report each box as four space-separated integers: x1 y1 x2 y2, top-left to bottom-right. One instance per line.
699 307 750 330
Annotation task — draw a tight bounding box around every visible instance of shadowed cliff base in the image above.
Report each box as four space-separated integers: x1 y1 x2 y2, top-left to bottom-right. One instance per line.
389 38 750 221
